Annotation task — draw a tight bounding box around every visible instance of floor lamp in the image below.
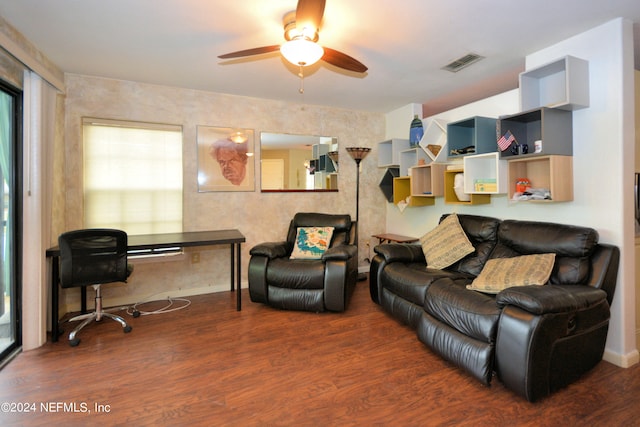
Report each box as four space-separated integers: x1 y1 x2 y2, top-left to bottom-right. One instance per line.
346 147 371 281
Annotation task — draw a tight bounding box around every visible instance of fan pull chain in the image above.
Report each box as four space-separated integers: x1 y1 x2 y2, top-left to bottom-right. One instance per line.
298 65 305 94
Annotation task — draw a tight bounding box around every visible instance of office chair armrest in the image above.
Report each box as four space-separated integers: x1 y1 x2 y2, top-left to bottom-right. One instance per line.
249 241 290 259
322 244 357 262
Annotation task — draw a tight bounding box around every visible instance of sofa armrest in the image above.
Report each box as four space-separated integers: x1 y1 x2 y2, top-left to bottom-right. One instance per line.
495 284 611 402
322 244 357 261
496 284 608 315
249 241 290 259
373 243 424 264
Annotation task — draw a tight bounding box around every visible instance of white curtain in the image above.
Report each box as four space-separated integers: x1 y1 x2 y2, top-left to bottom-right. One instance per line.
22 71 56 350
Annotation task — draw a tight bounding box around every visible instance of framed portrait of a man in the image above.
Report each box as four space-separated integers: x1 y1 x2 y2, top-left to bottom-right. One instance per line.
197 126 255 192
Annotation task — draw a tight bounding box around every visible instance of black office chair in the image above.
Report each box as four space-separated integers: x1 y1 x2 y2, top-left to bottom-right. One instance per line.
58 229 134 346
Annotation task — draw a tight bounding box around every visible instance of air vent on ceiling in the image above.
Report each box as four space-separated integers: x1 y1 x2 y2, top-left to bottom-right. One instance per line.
442 53 485 73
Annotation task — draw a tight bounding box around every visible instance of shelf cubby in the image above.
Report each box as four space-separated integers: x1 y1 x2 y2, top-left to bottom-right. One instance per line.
409 163 446 199
447 116 497 159
379 167 399 202
498 107 572 159
444 168 491 205
506 155 573 202
463 152 508 194
394 176 435 207
420 118 448 162
378 138 411 167
519 55 589 111
399 148 430 176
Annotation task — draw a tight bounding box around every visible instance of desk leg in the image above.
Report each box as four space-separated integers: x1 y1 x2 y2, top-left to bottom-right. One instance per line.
236 243 241 311
51 256 60 342
230 244 235 292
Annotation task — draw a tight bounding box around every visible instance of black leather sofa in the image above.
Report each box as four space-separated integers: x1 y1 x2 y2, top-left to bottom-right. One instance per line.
369 214 620 402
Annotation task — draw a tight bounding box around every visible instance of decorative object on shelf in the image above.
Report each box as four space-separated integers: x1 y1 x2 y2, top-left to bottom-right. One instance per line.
534 140 542 153
511 143 528 156
409 115 424 148
453 173 471 202
449 145 475 156
346 146 371 281
497 130 516 151
427 144 441 157
516 178 531 193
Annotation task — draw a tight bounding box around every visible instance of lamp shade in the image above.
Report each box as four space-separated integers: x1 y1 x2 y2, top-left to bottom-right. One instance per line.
346 147 371 162
281 38 324 66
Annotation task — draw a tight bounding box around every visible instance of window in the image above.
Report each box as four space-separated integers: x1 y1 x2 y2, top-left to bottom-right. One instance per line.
83 118 183 235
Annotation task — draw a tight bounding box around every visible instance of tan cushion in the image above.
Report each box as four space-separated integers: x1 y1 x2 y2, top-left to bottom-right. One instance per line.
467 253 556 294
419 213 474 270
290 226 334 259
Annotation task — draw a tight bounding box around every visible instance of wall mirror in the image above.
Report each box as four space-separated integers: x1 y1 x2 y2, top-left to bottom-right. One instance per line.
260 132 339 192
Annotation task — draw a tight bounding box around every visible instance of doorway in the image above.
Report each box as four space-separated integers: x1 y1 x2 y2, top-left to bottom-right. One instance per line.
0 80 22 366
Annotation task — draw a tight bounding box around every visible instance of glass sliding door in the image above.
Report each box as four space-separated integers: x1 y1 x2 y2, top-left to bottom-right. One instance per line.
0 81 21 365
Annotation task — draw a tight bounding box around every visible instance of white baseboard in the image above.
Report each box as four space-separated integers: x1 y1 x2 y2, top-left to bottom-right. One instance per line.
603 347 640 368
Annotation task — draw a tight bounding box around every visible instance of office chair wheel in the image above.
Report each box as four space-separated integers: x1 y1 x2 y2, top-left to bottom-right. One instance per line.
124 325 132 333
132 310 141 318
69 338 80 347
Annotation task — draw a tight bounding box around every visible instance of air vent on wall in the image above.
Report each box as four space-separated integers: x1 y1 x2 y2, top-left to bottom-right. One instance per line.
442 53 485 72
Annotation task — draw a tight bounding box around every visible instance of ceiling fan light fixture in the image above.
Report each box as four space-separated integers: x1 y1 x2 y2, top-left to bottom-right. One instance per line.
281 37 324 66
228 131 248 144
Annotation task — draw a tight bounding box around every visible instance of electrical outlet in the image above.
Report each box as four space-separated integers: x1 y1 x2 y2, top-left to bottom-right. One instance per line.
191 252 200 264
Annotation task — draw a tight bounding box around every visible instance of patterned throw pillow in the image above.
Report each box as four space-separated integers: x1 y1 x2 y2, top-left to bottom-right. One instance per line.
290 227 334 259
420 213 474 270
466 253 556 294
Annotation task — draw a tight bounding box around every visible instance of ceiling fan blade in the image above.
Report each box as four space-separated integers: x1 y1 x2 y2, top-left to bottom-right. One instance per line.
218 45 281 59
295 0 325 33
322 47 368 73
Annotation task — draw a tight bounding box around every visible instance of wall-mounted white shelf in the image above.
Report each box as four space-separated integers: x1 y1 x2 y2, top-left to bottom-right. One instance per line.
463 152 508 194
378 138 411 167
419 118 448 162
399 148 430 176
519 55 589 111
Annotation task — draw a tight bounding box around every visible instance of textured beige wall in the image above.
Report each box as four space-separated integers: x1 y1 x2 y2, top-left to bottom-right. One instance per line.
61 73 386 309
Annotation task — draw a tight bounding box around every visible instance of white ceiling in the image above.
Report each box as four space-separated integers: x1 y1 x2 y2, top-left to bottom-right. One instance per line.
0 0 639 114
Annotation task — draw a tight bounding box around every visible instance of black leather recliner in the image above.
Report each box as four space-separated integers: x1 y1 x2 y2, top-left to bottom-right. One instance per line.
248 212 358 312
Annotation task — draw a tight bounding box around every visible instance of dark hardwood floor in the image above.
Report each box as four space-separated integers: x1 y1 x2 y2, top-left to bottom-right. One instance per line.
0 278 639 426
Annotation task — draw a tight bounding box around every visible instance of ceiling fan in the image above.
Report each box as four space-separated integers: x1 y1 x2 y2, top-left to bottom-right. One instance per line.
218 0 368 77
